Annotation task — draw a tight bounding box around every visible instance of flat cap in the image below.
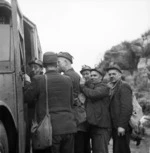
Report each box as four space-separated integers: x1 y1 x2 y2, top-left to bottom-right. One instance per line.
90 68 103 76
80 65 91 74
58 52 73 64
43 52 57 67
106 64 122 73
28 58 43 67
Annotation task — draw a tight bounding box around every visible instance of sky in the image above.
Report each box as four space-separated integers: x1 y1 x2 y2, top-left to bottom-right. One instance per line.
14 0 150 73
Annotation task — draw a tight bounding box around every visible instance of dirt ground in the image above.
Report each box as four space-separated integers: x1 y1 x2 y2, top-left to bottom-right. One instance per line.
130 137 150 153
108 129 150 153
130 128 150 153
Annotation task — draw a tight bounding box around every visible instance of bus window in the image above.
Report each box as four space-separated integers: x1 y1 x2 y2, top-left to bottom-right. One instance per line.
0 16 6 24
0 25 10 61
0 7 11 24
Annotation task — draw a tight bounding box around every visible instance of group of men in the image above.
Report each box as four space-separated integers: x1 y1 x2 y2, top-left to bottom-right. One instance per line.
24 51 133 153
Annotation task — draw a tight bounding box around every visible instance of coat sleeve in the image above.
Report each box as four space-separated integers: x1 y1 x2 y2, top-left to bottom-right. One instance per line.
81 83 109 101
118 83 133 129
68 78 74 108
24 77 39 105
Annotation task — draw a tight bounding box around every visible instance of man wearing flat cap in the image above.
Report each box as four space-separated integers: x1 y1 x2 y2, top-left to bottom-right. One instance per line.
107 64 133 153
58 52 91 153
80 67 111 153
76 64 93 153
24 52 76 153
57 52 80 101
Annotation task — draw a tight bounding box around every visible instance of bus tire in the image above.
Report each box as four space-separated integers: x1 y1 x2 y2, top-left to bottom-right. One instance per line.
0 121 9 153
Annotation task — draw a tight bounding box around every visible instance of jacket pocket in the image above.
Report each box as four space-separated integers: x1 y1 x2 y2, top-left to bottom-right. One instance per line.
86 102 102 126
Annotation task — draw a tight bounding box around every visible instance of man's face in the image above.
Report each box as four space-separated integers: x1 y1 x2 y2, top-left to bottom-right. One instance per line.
30 64 42 78
91 71 102 84
108 69 121 83
57 57 66 73
82 70 91 81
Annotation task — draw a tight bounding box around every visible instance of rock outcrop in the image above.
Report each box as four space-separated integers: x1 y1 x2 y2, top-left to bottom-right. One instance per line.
98 30 150 115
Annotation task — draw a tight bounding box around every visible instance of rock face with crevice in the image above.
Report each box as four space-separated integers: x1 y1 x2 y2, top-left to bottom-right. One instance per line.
100 30 150 105
99 30 150 74
99 30 150 94
104 42 140 72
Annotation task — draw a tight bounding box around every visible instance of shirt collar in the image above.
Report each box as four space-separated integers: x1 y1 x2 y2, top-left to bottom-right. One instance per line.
45 69 58 74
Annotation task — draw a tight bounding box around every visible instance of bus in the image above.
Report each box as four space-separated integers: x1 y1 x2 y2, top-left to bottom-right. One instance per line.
0 0 42 152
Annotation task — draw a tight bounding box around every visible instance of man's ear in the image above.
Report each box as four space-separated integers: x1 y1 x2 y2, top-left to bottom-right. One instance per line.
118 73 122 79
64 59 69 66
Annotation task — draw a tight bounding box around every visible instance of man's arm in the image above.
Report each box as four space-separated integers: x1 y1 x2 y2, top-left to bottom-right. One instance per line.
81 83 109 101
118 83 133 129
24 76 39 105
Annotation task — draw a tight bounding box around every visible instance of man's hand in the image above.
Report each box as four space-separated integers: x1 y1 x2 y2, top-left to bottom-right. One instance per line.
117 127 125 136
80 77 86 85
107 82 114 89
24 74 31 83
78 93 86 104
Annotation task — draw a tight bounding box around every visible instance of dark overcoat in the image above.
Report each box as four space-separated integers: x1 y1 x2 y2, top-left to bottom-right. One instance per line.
64 68 80 100
64 68 89 131
24 70 77 135
110 80 133 130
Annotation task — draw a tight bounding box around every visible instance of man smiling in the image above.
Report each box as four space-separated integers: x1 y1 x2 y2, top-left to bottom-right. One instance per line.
80 67 111 153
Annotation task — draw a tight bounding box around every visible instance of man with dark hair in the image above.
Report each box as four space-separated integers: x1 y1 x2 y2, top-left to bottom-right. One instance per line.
80 67 111 153
107 64 133 153
24 52 76 153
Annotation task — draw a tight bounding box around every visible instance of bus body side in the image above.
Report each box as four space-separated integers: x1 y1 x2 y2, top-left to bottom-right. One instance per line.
0 1 42 153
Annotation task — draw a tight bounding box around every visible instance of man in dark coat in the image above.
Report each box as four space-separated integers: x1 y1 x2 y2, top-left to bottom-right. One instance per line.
24 52 76 153
107 64 133 153
57 52 90 153
80 68 111 153
25 58 43 153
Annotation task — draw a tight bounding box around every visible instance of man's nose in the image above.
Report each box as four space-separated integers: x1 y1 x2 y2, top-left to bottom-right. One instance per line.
31 68 35 71
91 77 94 80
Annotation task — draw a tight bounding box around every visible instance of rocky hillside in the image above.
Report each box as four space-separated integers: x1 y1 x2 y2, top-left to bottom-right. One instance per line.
98 30 150 115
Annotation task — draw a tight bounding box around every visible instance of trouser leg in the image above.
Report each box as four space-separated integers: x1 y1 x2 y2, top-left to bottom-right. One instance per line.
74 131 84 153
84 132 91 153
74 131 91 153
61 134 74 153
91 129 110 153
51 134 74 153
112 129 131 153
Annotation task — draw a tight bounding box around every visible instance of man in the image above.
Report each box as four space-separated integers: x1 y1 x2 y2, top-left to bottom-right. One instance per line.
25 58 43 153
57 52 80 100
79 64 92 108
79 65 92 153
80 65 91 82
80 68 111 153
57 52 90 153
106 64 133 153
28 58 43 80
24 52 76 153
